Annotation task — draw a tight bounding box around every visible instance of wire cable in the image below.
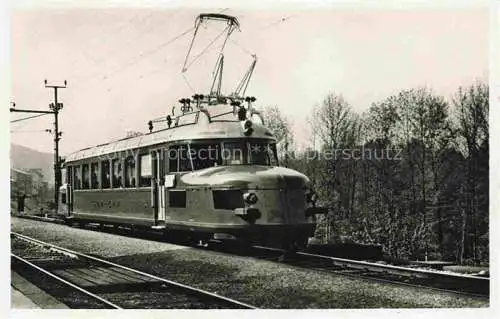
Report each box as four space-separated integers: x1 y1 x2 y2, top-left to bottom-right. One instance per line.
63 11 156 76
183 25 230 72
258 14 297 31
92 10 179 66
182 73 196 94
10 113 50 123
102 26 195 80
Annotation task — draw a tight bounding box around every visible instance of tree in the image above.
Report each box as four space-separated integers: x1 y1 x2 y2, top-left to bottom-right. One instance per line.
262 105 294 165
306 93 362 242
285 83 488 264
452 81 489 263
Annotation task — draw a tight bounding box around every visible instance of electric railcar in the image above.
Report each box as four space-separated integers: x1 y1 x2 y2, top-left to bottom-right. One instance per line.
58 101 325 249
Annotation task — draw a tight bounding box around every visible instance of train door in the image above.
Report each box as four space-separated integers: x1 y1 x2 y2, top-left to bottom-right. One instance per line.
151 150 166 228
59 166 73 217
67 184 73 214
58 184 72 217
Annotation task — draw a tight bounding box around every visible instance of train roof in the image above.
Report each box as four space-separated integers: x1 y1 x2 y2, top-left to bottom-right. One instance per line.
65 105 275 163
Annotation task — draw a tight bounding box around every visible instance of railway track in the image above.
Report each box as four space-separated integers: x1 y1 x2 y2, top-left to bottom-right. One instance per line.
10 231 257 309
248 245 489 297
13 215 489 298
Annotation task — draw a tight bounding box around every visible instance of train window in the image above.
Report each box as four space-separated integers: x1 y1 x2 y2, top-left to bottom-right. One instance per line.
101 160 111 189
248 141 279 166
82 164 90 189
222 141 245 165
73 166 81 190
124 155 136 187
90 163 99 189
167 147 178 172
139 154 152 187
179 146 191 172
168 190 186 208
167 145 191 172
112 158 123 188
189 143 222 170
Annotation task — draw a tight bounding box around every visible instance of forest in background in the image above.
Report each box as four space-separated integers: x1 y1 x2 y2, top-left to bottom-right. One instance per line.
263 81 489 265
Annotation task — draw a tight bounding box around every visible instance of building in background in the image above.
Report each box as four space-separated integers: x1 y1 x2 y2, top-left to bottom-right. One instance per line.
10 168 32 197
10 167 51 213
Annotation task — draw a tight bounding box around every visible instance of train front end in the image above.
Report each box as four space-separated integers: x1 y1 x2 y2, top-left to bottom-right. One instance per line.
178 120 325 249
215 166 319 249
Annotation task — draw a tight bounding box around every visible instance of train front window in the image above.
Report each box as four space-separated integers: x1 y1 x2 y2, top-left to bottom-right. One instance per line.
222 141 245 165
248 141 279 166
189 143 222 170
167 145 191 172
222 140 278 166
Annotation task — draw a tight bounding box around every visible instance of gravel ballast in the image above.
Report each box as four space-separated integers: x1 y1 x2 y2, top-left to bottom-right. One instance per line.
11 217 489 308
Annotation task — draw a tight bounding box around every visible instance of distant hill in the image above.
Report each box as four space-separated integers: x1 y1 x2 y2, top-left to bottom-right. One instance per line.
10 144 54 184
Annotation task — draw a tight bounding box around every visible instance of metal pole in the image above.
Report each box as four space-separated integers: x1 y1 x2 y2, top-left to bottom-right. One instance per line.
45 79 67 214
53 87 59 210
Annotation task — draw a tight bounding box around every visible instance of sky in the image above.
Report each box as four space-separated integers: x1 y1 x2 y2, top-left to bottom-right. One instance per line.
9 3 489 155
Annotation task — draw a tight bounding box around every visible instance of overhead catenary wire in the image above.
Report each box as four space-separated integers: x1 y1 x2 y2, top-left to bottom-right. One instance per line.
101 26 195 80
64 9 236 91
137 41 226 83
65 11 294 93
71 9 227 86
258 14 297 31
91 10 180 67
182 73 196 94
50 11 297 113
10 113 50 123
63 11 157 77
66 24 195 93
182 25 231 72
206 14 298 59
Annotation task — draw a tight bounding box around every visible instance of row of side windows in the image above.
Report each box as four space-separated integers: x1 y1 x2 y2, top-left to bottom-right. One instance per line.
167 143 221 172
67 154 151 190
66 141 248 189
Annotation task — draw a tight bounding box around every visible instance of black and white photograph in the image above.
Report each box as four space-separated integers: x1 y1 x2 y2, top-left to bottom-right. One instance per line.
4 0 496 314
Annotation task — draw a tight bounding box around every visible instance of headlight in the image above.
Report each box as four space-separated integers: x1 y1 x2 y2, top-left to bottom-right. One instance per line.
243 192 258 205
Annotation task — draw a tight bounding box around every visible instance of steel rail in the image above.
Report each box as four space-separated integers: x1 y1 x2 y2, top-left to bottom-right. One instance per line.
254 244 487 280
11 231 257 309
11 253 122 309
253 245 489 296
298 250 489 281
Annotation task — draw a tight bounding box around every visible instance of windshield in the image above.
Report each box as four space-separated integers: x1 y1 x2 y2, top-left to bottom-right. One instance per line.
222 140 279 166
